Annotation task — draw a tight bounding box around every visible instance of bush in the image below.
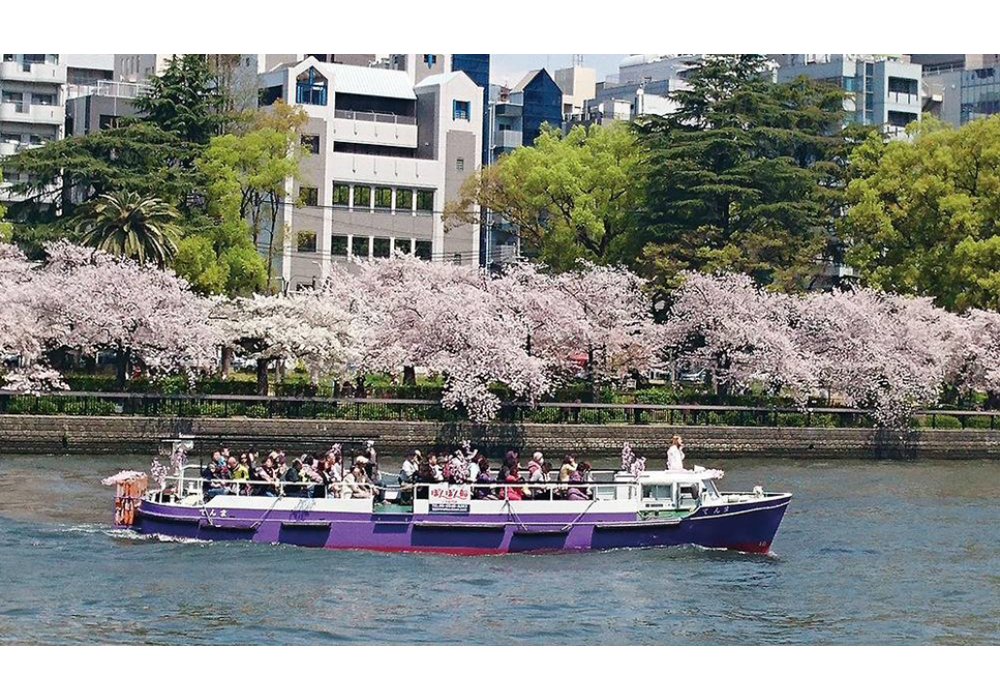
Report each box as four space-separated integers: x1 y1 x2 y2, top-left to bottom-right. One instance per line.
919 414 963 430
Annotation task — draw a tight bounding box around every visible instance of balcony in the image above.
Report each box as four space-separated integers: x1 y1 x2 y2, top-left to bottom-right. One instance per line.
65 80 150 101
0 102 63 125
492 129 522 149
332 110 417 148
0 60 66 84
329 151 443 187
0 140 18 157
886 91 921 106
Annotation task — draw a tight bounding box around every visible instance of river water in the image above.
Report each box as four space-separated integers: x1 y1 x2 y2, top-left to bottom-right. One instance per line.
0 453 997 645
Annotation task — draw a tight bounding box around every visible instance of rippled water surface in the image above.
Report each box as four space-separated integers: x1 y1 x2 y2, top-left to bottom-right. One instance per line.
0 453 997 645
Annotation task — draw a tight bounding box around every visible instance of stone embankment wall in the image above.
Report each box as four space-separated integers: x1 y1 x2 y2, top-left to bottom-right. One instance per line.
2 415 999 459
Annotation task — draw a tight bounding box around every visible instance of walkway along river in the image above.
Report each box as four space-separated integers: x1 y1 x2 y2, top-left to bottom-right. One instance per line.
0 453 996 644
2 414 1000 458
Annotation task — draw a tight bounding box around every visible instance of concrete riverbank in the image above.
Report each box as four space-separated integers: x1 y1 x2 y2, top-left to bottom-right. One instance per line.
2 414 999 459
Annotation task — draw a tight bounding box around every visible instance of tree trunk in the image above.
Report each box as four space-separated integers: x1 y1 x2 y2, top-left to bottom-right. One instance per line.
220 346 233 379
403 365 416 386
114 349 129 390
256 358 270 396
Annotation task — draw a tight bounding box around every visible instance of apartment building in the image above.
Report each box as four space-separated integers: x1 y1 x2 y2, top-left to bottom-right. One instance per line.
776 54 922 136
257 57 483 289
0 54 66 205
554 65 596 118
913 54 1000 127
114 54 183 83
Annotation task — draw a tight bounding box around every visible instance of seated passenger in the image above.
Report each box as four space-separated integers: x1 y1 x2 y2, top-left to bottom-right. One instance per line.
341 462 372 499
283 459 303 496
529 456 553 500
253 458 279 497
399 451 419 486
567 461 593 501
504 463 525 501
474 461 498 500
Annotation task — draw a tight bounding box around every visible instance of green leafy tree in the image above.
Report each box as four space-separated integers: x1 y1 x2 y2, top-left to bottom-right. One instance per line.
844 116 1000 312
197 101 307 287
134 54 227 144
0 169 10 242
445 121 646 270
74 192 181 267
0 123 203 219
634 54 854 292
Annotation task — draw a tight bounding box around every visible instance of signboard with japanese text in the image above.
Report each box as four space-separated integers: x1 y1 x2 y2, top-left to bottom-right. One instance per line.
428 483 472 514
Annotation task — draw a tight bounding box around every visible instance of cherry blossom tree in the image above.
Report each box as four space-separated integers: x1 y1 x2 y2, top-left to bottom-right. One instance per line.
791 288 965 426
35 242 220 388
211 290 358 395
666 271 815 400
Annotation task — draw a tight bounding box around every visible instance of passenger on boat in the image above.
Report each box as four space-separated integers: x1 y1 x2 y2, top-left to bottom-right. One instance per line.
504 463 525 501
282 459 303 496
667 435 685 471
228 457 248 496
527 454 553 500
201 462 227 499
426 454 444 482
474 460 498 500
301 455 325 498
363 456 385 503
567 461 593 500
498 450 518 482
342 460 376 499
468 454 483 483
253 458 280 497
399 451 419 486
557 455 577 495
326 450 344 498
363 440 378 467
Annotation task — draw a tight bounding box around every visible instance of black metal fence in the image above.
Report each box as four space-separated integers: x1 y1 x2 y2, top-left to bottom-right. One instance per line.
2 391 999 429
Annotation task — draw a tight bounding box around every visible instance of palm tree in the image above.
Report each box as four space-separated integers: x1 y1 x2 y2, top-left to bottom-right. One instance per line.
75 192 181 267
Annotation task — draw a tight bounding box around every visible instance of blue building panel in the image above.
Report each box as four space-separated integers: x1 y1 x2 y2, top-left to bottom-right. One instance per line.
520 69 563 147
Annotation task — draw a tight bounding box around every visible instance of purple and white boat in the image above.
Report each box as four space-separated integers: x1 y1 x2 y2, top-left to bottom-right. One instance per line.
109 459 791 555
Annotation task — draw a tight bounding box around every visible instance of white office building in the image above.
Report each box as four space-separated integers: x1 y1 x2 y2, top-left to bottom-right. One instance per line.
257 57 483 289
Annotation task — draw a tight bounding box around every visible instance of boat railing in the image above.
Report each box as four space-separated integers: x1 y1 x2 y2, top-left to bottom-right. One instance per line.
151 467 637 502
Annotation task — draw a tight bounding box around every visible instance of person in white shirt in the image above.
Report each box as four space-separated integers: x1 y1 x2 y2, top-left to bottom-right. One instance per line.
398 451 419 485
667 435 686 471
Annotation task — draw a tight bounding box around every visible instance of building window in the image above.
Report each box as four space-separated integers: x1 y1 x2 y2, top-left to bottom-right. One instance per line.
98 114 120 130
374 187 392 209
415 240 432 261
332 183 350 207
453 100 470 120
372 237 391 258
456 158 465 172
301 134 320 154
416 190 434 213
353 185 371 209
351 235 369 258
31 93 56 106
331 235 349 257
452 253 463 264
259 85 283 107
297 231 317 252
299 187 318 207
295 67 328 106
394 238 412 255
395 188 413 211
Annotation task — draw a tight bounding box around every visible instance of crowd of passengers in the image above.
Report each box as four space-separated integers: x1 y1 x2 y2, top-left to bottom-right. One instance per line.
197 442 595 502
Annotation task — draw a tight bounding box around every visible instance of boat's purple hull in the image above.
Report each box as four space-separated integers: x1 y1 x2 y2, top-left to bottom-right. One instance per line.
130 496 791 554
